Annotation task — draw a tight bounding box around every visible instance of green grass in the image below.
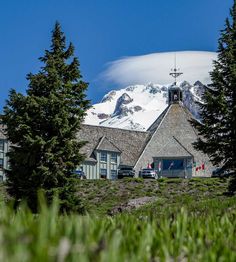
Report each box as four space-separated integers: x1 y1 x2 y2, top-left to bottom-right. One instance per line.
76 178 229 216
0 195 236 261
0 178 235 261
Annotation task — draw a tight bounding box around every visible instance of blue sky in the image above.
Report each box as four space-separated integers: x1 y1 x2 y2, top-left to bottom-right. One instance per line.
0 0 233 111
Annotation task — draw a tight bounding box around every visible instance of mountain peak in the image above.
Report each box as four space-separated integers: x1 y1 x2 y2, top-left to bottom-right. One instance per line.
85 81 204 131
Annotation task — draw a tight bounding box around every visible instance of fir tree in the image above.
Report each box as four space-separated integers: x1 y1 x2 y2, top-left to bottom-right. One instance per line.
191 1 236 187
2 22 90 212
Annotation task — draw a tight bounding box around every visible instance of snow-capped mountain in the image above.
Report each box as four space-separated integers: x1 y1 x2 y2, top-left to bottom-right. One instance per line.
84 81 206 131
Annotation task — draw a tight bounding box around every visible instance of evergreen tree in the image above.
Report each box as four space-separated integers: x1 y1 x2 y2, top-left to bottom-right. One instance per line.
2 22 90 212
191 1 236 188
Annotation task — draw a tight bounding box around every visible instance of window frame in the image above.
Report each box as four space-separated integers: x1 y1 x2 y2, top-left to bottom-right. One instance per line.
100 168 107 179
110 153 117 163
0 140 4 152
110 169 117 179
100 151 107 162
0 158 3 169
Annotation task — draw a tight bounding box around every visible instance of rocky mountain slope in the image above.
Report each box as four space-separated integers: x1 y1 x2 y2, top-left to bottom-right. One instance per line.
84 81 206 131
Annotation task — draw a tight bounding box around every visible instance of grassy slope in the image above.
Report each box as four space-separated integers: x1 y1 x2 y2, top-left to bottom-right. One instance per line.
1 178 236 261
77 177 230 216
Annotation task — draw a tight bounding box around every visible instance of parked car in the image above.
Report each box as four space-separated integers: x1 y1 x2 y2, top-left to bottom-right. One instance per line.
139 168 158 179
211 167 235 178
73 170 86 179
118 166 135 179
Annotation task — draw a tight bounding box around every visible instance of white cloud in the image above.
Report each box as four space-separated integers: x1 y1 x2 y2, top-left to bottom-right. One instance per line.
101 51 217 86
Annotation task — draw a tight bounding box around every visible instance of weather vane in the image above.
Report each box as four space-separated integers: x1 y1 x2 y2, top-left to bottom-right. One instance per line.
169 53 183 85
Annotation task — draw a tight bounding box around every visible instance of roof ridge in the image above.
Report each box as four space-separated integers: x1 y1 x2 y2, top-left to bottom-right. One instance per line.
147 106 169 133
82 124 147 133
95 136 105 150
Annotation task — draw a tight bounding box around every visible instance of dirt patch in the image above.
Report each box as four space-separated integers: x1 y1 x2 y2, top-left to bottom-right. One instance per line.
107 196 157 216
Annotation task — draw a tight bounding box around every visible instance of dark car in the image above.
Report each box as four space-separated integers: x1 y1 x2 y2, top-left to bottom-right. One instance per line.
118 166 135 179
212 167 235 178
73 170 86 179
139 168 158 179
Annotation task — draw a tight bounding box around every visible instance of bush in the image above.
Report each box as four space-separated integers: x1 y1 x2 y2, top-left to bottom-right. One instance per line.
228 175 236 194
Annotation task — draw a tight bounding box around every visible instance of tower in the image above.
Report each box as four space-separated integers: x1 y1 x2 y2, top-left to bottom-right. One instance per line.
168 54 183 104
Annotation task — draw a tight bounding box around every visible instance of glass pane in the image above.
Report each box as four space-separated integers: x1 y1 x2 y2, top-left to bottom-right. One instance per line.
0 159 3 168
111 153 117 163
100 168 107 179
163 159 184 170
100 152 107 162
0 140 4 151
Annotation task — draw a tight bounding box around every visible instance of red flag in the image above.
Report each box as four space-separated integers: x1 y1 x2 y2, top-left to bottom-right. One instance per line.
202 163 205 170
196 167 199 171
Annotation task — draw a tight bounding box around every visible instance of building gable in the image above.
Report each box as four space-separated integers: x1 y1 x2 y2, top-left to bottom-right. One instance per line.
135 103 213 174
154 136 193 158
95 136 121 153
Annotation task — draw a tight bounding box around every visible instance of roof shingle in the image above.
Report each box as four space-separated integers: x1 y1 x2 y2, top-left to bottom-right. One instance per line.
77 124 149 166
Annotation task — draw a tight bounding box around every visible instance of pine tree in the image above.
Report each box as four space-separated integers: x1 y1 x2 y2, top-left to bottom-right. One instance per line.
191 1 236 189
2 22 90 212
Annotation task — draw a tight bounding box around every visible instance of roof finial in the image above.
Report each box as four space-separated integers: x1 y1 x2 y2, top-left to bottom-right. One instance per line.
169 53 183 85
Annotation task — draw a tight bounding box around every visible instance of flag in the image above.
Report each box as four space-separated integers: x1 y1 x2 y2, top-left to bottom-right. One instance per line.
196 163 205 172
158 161 161 172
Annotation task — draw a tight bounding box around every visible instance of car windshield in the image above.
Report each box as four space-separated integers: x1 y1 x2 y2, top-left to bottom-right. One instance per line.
121 167 132 170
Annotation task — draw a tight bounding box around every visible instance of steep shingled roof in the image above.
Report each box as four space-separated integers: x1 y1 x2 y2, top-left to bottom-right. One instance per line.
135 103 213 173
77 125 150 166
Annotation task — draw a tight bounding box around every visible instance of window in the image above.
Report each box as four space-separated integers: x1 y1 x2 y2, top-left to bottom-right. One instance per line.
0 140 4 152
100 168 107 179
111 170 117 180
100 152 107 162
0 159 3 169
111 153 117 163
163 159 184 170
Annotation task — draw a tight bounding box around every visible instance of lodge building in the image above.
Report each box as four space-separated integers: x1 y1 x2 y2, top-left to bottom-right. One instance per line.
77 84 213 179
0 83 213 181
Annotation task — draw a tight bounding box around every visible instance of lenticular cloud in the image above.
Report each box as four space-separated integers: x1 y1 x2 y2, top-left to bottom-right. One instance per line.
102 51 217 86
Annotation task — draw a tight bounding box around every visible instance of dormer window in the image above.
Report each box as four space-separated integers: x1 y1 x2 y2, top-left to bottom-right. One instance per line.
100 152 107 162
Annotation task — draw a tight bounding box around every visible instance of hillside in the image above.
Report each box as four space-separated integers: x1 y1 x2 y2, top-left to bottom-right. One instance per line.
77 178 230 216
1 178 236 261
